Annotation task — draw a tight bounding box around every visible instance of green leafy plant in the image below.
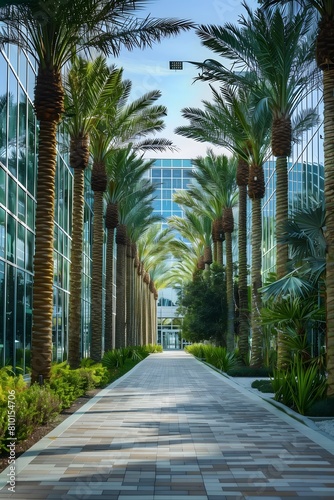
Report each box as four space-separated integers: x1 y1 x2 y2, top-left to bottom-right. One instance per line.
271 358 327 415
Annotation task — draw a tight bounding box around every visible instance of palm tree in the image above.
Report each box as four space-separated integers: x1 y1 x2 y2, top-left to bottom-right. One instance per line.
0 0 193 382
63 55 117 368
104 146 155 351
115 180 160 348
193 3 318 281
176 85 272 363
261 0 334 412
89 70 174 361
184 152 238 350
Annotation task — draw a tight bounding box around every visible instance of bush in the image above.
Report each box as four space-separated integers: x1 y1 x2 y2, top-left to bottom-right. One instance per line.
251 379 274 393
50 363 87 409
145 344 163 353
227 366 273 377
203 345 237 373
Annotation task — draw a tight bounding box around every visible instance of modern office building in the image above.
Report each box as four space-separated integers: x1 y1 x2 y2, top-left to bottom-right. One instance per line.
149 159 194 349
0 43 95 371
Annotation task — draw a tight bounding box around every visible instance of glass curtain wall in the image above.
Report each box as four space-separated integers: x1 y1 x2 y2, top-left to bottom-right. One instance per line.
0 40 96 371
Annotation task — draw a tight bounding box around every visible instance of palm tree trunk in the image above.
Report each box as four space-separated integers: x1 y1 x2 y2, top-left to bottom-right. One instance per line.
276 155 289 279
324 69 334 396
225 231 234 351
91 191 104 361
31 120 58 383
104 227 115 352
68 167 85 368
250 198 263 368
217 241 223 266
115 227 127 348
238 183 249 361
126 243 133 346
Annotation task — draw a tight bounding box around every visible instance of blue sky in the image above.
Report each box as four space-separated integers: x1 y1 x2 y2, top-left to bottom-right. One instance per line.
115 0 258 159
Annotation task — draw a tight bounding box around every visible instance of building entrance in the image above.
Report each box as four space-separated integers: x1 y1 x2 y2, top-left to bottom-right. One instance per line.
161 330 181 350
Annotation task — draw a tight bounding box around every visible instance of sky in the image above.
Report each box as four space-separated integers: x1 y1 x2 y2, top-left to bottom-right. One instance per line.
114 0 258 160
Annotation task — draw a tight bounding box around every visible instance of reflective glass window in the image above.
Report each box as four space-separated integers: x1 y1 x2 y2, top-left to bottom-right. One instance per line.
18 88 27 185
0 167 5 205
7 214 16 263
173 179 181 189
162 169 171 178
16 269 25 349
8 70 18 177
0 207 5 258
5 266 15 362
26 195 34 230
26 229 33 272
17 223 25 268
9 44 18 75
173 169 181 178
27 61 35 100
0 62 7 167
162 178 171 188
27 103 36 195
18 185 25 221
152 169 161 178
0 260 4 365
8 175 16 214
162 160 171 167
25 275 32 357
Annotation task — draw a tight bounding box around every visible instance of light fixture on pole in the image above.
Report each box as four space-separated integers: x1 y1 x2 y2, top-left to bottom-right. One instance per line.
169 61 184 70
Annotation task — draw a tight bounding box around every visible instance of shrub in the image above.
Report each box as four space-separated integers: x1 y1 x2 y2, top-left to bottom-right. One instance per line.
271 358 327 415
145 344 163 353
185 343 206 358
251 379 274 393
204 345 237 373
227 366 273 377
50 363 87 409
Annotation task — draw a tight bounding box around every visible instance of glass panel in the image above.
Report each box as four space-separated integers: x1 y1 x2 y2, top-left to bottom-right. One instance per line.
5 266 15 365
27 61 35 100
16 270 25 353
17 223 25 268
0 61 7 167
162 179 171 188
26 195 34 229
8 70 18 177
0 167 5 205
25 275 32 364
27 103 36 195
173 179 181 189
162 159 171 167
173 169 181 178
18 88 27 185
0 207 5 258
152 169 161 178
17 185 25 221
0 260 4 367
9 44 18 74
162 168 171 178
26 229 33 272
7 214 16 263
8 175 16 214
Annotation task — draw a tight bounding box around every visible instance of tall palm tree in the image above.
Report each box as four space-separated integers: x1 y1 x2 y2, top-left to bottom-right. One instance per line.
176 85 272 362
104 146 155 351
175 152 238 349
0 0 193 382
115 180 159 348
89 70 174 361
261 0 334 414
63 55 118 368
193 3 318 281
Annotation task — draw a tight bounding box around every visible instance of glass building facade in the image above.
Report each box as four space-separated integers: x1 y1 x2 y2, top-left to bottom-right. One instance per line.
0 43 95 371
149 159 194 349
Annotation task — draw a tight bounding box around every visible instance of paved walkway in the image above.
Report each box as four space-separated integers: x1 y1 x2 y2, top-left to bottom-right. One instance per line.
1 350 334 499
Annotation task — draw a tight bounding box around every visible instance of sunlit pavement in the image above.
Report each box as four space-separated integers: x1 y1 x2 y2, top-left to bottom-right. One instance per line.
1 350 334 499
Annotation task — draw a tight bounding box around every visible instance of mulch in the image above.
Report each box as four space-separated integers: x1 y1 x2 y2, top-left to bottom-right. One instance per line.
0 387 101 474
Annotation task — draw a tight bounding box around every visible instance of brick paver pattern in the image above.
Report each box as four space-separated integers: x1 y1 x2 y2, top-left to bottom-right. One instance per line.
1 350 334 499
